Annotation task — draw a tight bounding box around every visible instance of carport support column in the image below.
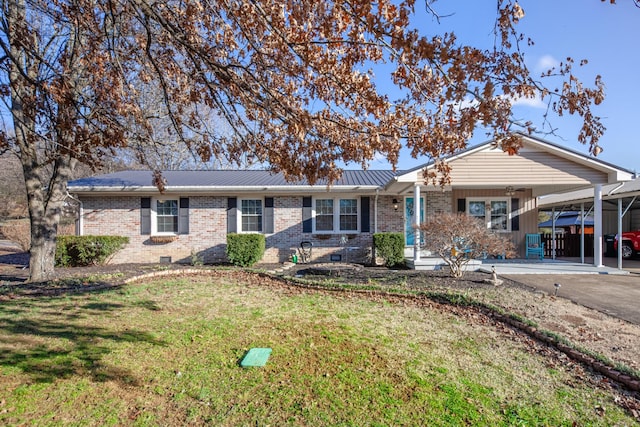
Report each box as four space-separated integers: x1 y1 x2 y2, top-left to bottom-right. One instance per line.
413 184 421 262
594 184 604 268
580 203 585 264
618 198 623 270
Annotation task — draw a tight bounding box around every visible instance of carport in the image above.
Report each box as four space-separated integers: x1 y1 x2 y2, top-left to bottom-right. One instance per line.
538 177 640 270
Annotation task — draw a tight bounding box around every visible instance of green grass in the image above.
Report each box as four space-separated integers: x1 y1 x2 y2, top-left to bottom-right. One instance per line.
0 271 635 426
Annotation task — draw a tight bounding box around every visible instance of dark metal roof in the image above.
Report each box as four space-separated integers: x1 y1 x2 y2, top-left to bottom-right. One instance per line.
67 169 397 190
538 212 595 228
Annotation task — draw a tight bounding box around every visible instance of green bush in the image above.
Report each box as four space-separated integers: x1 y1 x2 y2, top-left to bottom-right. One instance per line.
226 233 265 267
373 232 405 268
55 235 129 267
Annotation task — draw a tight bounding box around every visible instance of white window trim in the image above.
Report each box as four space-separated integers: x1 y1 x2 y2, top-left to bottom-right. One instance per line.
467 197 511 232
151 197 179 236
312 196 360 234
237 197 264 234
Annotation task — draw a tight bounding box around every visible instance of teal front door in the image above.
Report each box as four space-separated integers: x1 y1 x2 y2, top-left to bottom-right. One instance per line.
405 196 425 246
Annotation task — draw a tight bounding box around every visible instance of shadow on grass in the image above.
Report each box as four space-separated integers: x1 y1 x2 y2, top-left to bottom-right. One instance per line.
0 294 167 385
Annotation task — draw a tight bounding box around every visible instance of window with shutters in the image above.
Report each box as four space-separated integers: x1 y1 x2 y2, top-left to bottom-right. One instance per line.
240 199 263 232
315 199 334 231
467 198 510 232
313 197 359 233
339 199 358 231
153 199 178 234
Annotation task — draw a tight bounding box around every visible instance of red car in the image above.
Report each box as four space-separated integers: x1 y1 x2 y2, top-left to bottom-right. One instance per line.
614 231 640 259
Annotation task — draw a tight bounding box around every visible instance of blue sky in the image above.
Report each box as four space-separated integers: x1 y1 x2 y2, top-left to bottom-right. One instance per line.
369 0 640 174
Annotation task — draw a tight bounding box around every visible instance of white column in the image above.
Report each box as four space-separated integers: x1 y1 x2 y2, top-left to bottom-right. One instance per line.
551 207 556 260
594 184 604 267
618 198 623 270
413 184 421 262
580 203 585 264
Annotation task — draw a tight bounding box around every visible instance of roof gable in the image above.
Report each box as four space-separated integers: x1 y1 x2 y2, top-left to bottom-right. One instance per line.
394 133 633 186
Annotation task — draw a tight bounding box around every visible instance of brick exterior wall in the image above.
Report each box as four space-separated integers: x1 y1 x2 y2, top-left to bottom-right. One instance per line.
79 192 453 265
376 192 453 233
82 196 229 264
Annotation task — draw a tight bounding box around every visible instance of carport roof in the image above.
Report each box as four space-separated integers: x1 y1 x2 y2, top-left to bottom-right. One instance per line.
538 177 640 211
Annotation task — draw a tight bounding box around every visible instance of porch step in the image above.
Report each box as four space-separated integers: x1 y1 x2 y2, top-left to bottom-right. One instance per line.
406 256 482 271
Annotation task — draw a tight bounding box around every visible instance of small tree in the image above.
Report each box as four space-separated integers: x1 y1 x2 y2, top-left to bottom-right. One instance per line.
419 213 515 278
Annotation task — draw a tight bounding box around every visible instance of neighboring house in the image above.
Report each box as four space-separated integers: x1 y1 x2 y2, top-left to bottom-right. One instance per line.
67 134 633 267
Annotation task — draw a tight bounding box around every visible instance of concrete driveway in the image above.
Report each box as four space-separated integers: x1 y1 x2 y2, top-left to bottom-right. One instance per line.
504 268 640 325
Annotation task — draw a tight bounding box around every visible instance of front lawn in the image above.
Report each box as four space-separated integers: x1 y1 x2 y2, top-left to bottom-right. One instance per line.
0 270 635 425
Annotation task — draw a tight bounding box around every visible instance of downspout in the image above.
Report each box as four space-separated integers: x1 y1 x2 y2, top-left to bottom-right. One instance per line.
65 191 83 236
374 189 379 233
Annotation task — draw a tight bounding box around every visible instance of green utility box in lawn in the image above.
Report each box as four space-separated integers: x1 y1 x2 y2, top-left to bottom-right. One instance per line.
240 348 272 367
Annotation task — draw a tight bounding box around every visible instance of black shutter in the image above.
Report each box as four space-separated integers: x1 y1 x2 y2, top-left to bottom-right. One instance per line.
360 196 370 232
227 197 237 233
264 197 274 234
457 198 466 213
302 196 312 233
179 197 189 234
141 197 151 235
511 198 520 231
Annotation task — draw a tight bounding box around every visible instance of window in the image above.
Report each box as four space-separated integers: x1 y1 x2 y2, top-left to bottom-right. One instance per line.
339 199 358 231
241 199 263 232
313 197 359 233
315 199 334 231
489 200 508 231
156 199 178 233
467 198 510 232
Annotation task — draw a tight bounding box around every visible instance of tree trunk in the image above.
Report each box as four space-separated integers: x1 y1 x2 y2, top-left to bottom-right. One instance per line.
23 152 75 282
6 0 79 282
28 222 58 282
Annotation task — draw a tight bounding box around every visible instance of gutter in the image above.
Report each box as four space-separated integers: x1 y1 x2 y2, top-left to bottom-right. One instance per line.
374 189 379 233
66 185 384 194
65 191 83 236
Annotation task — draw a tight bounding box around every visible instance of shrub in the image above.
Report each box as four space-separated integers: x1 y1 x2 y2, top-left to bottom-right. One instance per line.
226 233 265 267
55 235 129 267
373 232 405 268
190 248 204 266
0 219 31 251
419 213 515 278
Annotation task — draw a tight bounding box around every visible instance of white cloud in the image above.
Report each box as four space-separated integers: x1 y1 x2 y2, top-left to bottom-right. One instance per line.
535 55 560 74
510 95 546 109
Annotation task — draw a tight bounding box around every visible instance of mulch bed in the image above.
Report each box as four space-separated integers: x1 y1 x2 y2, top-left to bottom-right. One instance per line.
0 246 536 298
